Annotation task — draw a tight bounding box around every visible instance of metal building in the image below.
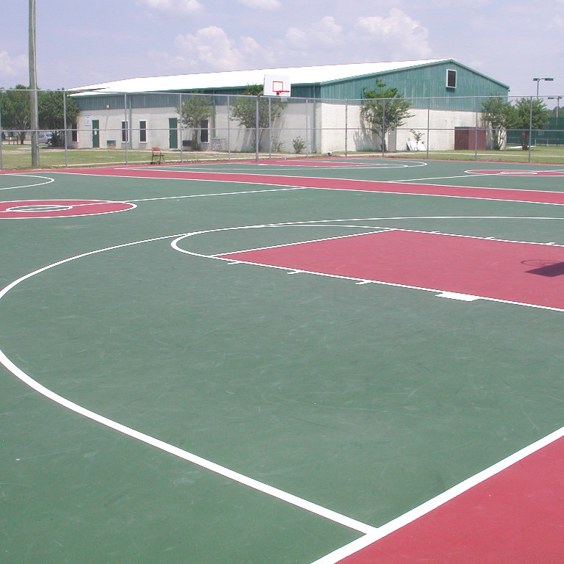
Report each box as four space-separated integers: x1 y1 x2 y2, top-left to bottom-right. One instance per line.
70 59 509 153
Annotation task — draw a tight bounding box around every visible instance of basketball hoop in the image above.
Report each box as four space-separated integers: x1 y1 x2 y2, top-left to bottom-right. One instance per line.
264 74 291 97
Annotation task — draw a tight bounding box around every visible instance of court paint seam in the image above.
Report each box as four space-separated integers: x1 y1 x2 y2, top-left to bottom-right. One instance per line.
0 235 377 537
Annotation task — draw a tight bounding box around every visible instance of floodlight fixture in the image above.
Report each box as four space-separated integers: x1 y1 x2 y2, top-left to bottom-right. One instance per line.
533 77 555 97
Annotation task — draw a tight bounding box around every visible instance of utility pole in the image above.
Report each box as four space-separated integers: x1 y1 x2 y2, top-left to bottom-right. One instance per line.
29 0 40 167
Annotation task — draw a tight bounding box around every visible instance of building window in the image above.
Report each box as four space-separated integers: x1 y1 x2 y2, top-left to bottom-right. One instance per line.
139 120 147 143
446 69 457 89
121 121 128 142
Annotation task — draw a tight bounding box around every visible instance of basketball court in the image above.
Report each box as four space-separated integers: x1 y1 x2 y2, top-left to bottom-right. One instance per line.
1 156 562 562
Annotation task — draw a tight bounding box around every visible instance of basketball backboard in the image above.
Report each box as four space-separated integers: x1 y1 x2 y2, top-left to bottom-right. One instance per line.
263 74 291 97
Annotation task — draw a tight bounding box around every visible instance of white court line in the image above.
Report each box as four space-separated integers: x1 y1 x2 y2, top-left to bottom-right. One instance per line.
312 426 564 563
210 228 394 257
0 234 376 537
397 173 496 182
388 177 564 199
0 174 55 191
57 168 564 207
171 220 564 313
2 215 563 550
126 186 306 202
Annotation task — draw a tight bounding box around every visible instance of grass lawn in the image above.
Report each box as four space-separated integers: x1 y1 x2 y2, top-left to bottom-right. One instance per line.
0 145 257 170
1 144 564 170
397 145 564 164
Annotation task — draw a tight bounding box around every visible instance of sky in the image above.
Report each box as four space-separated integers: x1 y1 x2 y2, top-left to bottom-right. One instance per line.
1 0 563 101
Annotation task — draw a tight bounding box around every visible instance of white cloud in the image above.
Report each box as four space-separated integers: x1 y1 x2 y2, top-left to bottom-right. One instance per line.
238 0 281 10
280 11 432 64
286 16 344 49
314 16 344 44
428 0 491 6
0 50 27 80
174 26 267 71
137 0 202 15
551 15 564 29
355 9 432 59
175 27 239 69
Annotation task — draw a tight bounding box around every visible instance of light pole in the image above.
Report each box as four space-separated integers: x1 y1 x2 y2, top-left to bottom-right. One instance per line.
548 95 562 118
533 77 554 98
29 0 39 167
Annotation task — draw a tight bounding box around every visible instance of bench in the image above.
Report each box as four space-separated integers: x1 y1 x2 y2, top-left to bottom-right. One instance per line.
150 147 164 164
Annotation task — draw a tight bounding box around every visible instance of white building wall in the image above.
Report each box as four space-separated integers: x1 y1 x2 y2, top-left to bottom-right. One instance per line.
77 107 177 150
75 100 483 153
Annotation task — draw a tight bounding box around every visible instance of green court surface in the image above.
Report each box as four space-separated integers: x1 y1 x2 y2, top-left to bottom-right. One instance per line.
0 158 563 563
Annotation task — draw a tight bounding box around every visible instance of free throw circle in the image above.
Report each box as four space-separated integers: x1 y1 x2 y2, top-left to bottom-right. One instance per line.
0 199 135 219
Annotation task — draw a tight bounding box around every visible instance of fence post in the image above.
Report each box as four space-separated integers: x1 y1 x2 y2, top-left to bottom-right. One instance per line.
426 98 430 159
306 99 310 156
528 96 533 163
63 88 68 167
123 93 129 164
255 94 260 162
344 101 348 157
268 96 272 158
474 102 479 161
227 95 231 160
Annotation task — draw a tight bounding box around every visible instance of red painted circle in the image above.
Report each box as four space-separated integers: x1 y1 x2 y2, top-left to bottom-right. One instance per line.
0 199 135 219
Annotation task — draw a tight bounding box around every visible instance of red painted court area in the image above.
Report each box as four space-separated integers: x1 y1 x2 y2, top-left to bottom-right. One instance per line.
66 166 564 206
220 230 564 560
2 162 562 562
218 230 564 310
340 436 564 564
0 199 134 218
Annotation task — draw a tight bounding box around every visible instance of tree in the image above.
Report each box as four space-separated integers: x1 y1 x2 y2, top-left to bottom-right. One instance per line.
38 89 80 147
0 87 80 146
180 93 213 150
0 85 31 144
513 97 551 149
230 84 286 151
360 79 412 152
481 97 516 150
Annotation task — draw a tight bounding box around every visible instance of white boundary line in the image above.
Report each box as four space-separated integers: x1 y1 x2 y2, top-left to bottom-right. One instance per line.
211 228 395 257
311 426 564 564
0 174 55 191
3 166 562 559
55 166 564 207
126 186 306 203
0 198 137 219
171 220 564 313
0 234 376 537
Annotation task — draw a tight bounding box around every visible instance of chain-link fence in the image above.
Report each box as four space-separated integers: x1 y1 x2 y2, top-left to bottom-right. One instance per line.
1 89 563 169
